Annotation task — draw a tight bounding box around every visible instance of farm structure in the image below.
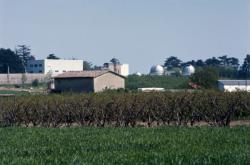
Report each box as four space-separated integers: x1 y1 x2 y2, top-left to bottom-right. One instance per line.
26 59 83 76
54 70 125 93
218 80 250 92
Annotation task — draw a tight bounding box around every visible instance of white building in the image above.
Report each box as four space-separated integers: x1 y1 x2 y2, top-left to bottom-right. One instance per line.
149 65 165 76
26 59 83 76
218 80 250 92
182 65 195 76
138 88 165 92
102 63 129 77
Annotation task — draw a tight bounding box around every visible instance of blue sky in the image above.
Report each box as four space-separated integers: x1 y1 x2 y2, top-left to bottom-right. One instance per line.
0 0 249 73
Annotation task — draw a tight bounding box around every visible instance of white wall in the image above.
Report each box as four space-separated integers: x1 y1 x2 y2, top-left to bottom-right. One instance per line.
221 85 250 92
44 59 83 76
120 64 129 77
27 59 83 76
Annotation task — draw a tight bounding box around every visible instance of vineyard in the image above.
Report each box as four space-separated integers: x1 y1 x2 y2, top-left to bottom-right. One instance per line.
0 91 250 127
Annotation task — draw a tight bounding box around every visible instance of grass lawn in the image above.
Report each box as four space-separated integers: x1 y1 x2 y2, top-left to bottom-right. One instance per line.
0 126 250 164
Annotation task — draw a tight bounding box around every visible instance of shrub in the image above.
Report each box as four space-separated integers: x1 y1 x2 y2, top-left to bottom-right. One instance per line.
32 79 39 87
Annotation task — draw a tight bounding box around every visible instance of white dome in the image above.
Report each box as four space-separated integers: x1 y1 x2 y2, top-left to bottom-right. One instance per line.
135 72 142 76
150 65 164 75
182 65 195 76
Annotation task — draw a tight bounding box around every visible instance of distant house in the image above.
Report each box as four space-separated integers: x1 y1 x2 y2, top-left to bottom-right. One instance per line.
26 59 83 76
54 70 125 93
218 80 250 92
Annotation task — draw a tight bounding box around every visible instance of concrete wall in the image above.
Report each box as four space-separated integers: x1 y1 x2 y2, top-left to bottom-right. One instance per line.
54 78 94 93
0 74 47 85
94 73 125 92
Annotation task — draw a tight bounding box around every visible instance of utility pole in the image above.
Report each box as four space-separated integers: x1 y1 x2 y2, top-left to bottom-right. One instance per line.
7 65 10 84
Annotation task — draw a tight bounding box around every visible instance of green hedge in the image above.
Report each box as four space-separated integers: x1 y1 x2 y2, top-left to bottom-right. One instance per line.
0 91 250 127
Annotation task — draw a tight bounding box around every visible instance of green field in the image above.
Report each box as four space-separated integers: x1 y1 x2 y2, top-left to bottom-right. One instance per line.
0 126 250 164
0 90 29 95
126 75 189 90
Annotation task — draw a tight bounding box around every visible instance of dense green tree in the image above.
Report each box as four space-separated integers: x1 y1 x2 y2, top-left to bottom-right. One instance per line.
205 57 220 66
195 60 206 67
181 60 196 67
218 55 228 66
0 48 24 73
83 61 94 70
47 54 60 59
215 66 238 78
190 67 219 89
239 54 250 78
227 57 239 69
218 55 239 69
164 56 182 68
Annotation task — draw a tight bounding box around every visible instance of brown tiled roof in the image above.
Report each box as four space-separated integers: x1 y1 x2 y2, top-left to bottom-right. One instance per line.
55 70 125 78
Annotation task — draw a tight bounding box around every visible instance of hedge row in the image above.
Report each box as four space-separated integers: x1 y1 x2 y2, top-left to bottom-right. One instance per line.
0 91 250 127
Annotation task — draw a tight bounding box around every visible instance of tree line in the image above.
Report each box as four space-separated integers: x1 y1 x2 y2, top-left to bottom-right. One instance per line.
164 55 250 78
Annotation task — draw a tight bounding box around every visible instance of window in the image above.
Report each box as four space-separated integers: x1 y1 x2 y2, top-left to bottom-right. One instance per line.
34 64 38 67
39 64 42 67
39 70 42 73
55 70 59 72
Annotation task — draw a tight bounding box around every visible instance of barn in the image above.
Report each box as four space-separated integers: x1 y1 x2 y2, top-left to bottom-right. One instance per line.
54 70 125 93
218 80 250 92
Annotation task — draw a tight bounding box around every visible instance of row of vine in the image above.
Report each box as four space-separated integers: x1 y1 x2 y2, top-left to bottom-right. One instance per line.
0 91 249 127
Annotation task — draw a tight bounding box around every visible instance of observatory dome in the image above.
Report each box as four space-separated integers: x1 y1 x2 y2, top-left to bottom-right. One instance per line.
150 65 164 75
182 65 195 76
135 72 142 76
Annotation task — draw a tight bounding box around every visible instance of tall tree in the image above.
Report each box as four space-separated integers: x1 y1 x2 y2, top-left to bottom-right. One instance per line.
16 45 32 67
110 58 120 64
0 48 24 73
47 54 60 59
218 55 228 66
164 56 182 68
